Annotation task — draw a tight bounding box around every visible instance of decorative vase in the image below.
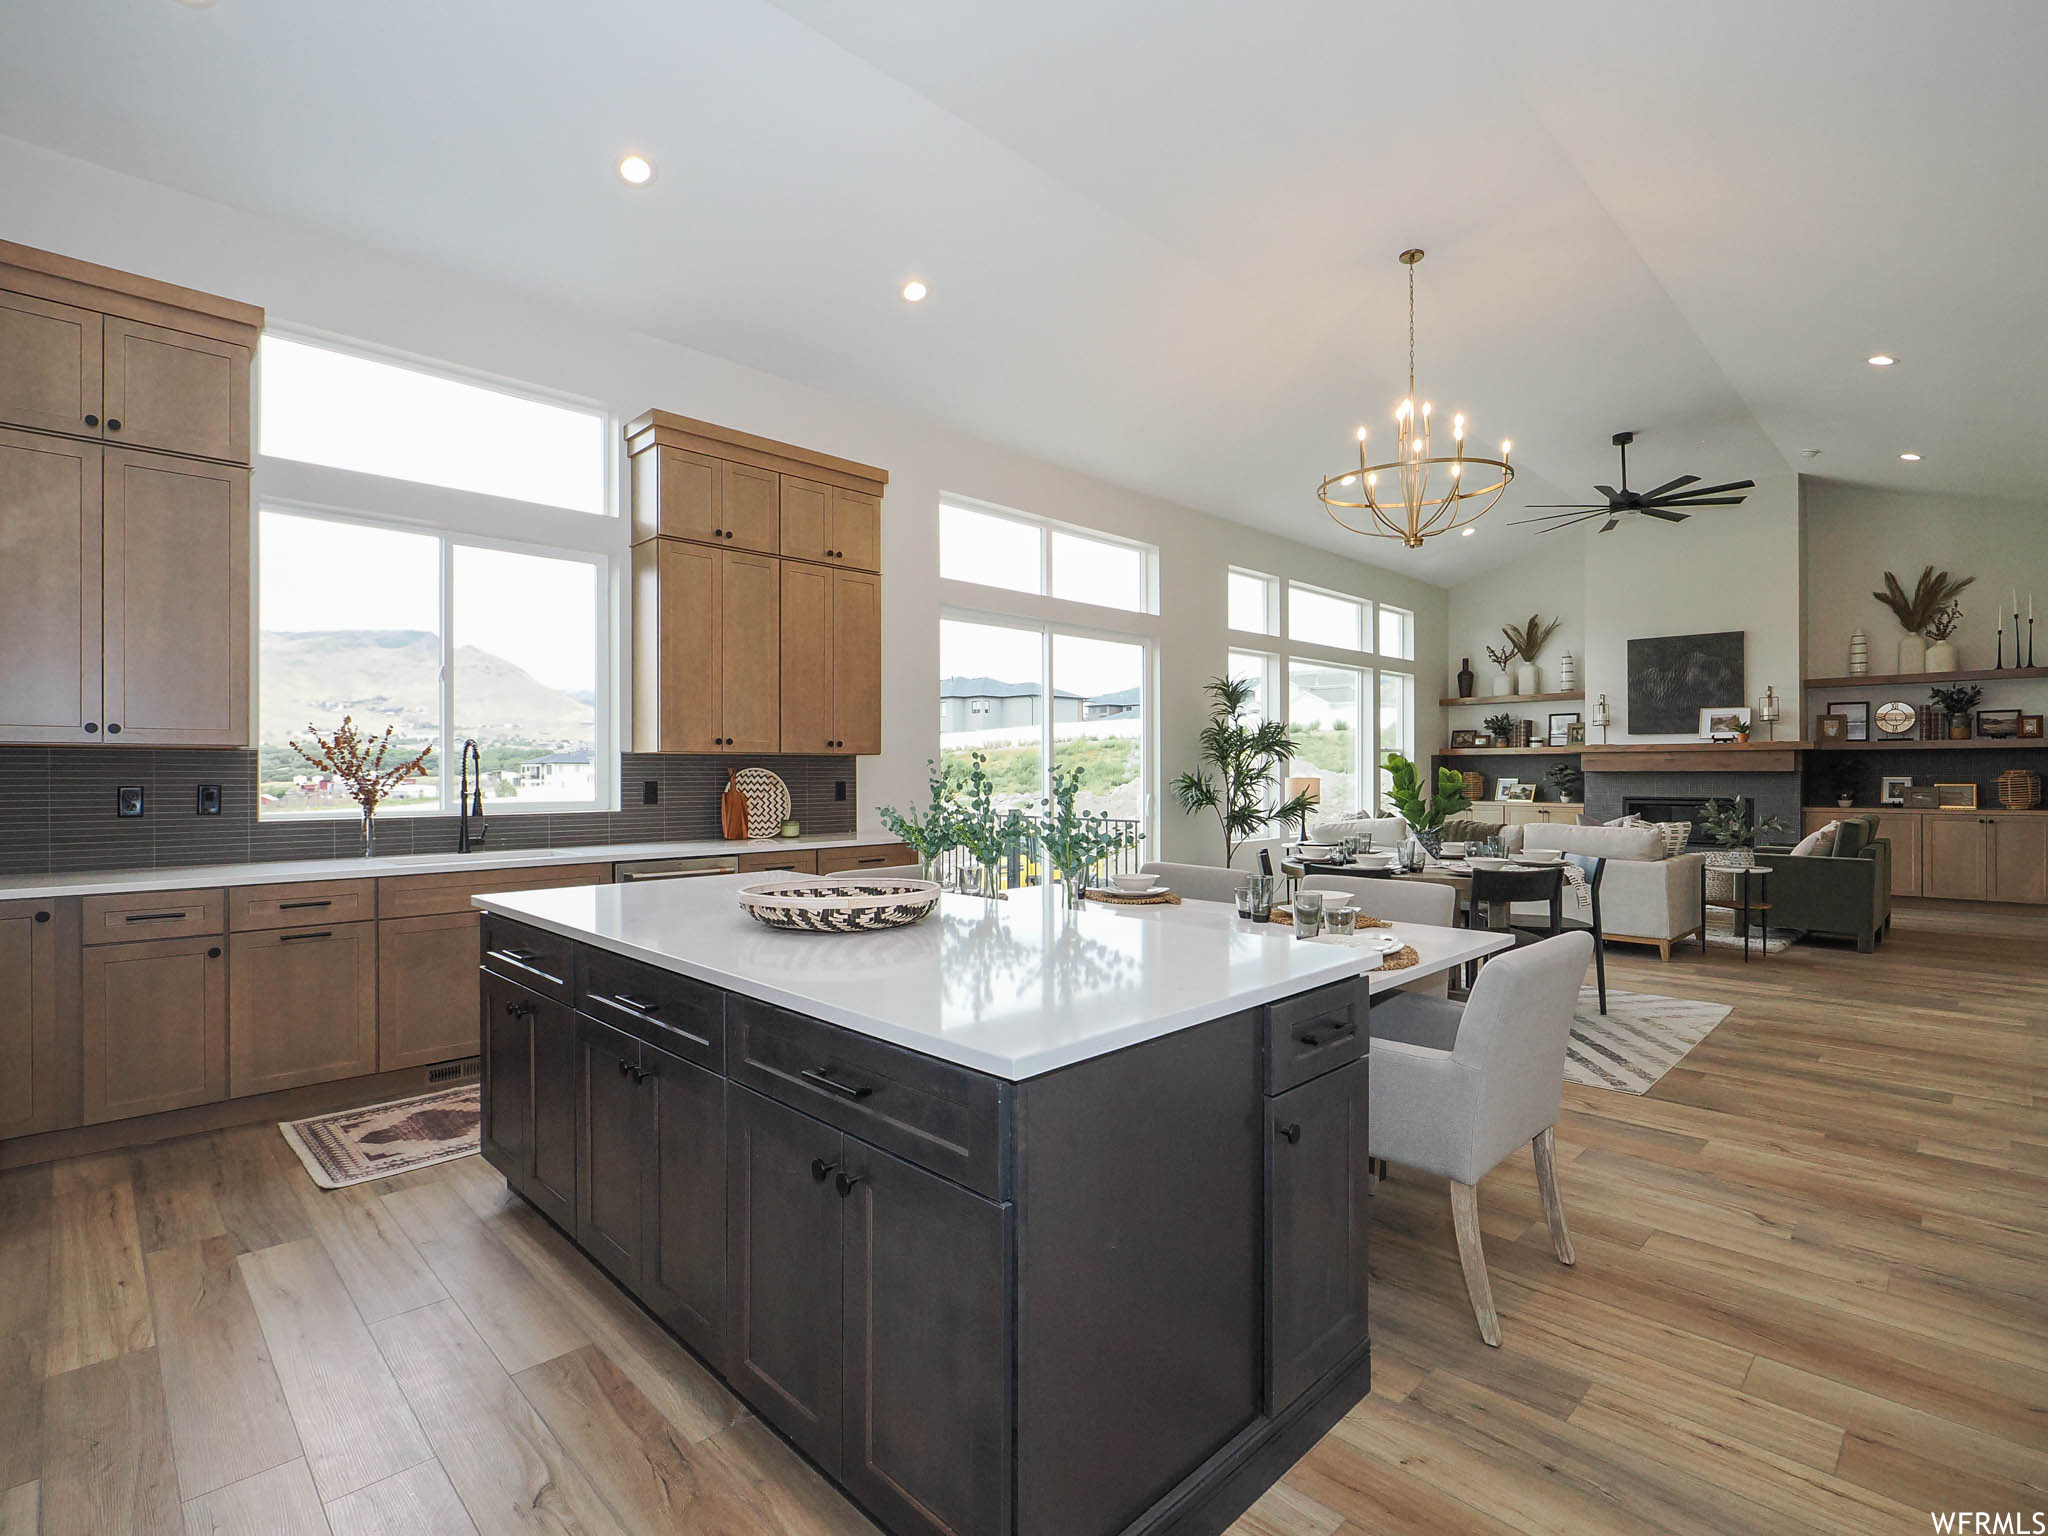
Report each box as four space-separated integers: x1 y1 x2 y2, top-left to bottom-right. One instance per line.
1558 652 1577 690
1408 825 1444 861
1514 662 1540 695
1926 639 1958 672
1848 628 1868 675
1950 718 1971 740
358 804 377 857
1702 846 1754 904
1060 873 1088 910
1491 670 1514 697
1456 658 1475 698
1897 632 1927 673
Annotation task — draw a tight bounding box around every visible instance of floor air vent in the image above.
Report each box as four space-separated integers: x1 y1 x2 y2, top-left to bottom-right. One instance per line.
427 1057 482 1085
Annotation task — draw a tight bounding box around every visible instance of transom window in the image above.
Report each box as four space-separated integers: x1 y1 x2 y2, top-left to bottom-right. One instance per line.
1288 582 1369 651
940 498 1156 614
1228 569 1279 635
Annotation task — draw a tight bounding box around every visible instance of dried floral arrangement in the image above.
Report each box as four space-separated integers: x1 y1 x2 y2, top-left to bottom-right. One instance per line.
1484 642 1517 676
289 716 434 816
1873 566 1974 635
1925 603 1964 642
1500 613 1563 662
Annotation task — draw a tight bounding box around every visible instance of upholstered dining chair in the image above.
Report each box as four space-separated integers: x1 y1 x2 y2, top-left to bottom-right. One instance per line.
1137 860 1244 905
1366 931 1590 1346
1300 873 1458 998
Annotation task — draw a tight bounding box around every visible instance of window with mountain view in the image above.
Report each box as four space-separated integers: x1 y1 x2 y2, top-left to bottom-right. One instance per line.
258 513 602 814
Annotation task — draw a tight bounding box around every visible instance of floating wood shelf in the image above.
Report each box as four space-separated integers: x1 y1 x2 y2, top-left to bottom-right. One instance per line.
1579 742 1812 774
1804 665 2048 689
1433 745 1582 757
1439 691 1584 707
1810 736 2048 751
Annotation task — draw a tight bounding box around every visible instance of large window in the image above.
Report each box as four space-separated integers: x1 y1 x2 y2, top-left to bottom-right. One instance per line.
259 335 606 514
257 334 613 816
259 513 603 815
1377 604 1416 660
940 498 1155 614
1378 671 1415 803
1288 661 1365 821
939 619 1148 823
1228 569 1278 635
1288 583 1369 650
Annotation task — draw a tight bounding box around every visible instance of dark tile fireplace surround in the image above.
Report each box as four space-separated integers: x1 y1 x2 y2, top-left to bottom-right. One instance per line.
1584 770 1803 848
0 748 858 878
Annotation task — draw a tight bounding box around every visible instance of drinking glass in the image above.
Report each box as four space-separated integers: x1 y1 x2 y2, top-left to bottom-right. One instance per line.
1326 906 1358 937
1246 874 1275 923
1234 878 1255 919
1293 889 1325 938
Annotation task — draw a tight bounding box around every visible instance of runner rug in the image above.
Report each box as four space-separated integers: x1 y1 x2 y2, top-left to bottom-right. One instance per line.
279 1084 481 1189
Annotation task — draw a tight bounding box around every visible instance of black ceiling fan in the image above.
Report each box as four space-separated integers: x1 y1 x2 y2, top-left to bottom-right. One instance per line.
1510 431 1755 534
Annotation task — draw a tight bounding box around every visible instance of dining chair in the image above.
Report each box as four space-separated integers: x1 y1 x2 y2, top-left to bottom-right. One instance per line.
1136 861 1243 905
1496 856 1609 1015
1301 873 1457 999
1366 931 1589 1345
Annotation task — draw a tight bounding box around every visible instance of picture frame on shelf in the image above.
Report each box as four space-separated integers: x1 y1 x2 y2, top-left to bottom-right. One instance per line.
1934 783 1979 810
1976 708 2022 739
1547 711 1581 747
1903 785 1940 808
1449 729 1482 748
1697 706 1750 741
1880 775 1913 806
2023 715 2045 739
1817 713 1850 743
1566 721 1586 745
1499 782 1536 802
1826 700 1870 741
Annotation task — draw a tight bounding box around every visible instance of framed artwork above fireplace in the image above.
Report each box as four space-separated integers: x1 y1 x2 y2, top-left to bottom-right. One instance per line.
1626 630 1745 735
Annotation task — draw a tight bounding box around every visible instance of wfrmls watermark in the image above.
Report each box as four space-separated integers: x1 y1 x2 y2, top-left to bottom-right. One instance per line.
1929 1515 2048 1533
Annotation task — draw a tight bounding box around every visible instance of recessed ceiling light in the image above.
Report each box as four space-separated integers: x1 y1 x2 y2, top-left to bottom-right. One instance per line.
1899 452 1922 462
617 154 654 186
174 0 219 8
1867 354 1897 367
1461 527 1476 536
900 279 929 303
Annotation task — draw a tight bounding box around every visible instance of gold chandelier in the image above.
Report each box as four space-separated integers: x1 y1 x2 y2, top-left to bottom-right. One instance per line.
1318 249 1513 547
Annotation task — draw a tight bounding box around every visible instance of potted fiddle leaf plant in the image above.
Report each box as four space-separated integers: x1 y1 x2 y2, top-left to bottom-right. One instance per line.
1382 751 1472 859
1929 682 1982 740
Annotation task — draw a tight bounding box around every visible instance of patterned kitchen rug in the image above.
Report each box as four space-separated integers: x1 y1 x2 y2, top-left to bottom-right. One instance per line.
279 1085 480 1189
1565 989 1733 1095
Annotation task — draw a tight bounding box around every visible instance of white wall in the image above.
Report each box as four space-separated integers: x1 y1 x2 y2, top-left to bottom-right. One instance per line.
0 135 1446 863
1445 537 1586 704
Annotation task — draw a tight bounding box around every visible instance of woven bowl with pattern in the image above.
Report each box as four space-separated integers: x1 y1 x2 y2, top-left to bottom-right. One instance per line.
736 878 942 933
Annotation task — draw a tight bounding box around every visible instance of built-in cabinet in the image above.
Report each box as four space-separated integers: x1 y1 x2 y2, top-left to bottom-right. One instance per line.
1462 801 1583 828
0 241 259 749
0 898 76 1139
227 922 378 1096
80 929 228 1125
626 410 885 758
1804 807 2046 904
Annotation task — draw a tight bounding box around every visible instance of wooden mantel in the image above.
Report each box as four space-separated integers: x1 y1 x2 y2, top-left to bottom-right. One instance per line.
1580 743 1811 774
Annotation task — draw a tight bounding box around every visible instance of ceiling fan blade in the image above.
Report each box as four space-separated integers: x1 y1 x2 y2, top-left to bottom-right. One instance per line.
1600 516 1620 533
1520 502 1606 510
1660 479 1756 500
1640 508 1691 522
1594 485 1621 503
1510 509 1605 529
1646 495 1747 508
1640 475 1699 499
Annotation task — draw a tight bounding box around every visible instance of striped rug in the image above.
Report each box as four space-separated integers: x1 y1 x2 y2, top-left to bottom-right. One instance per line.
1564 989 1732 1094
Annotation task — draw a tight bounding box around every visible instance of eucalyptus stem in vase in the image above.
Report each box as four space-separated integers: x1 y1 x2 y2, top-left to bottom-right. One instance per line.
950 753 1026 900
1038 764 1143 906
288 717 434 856
876 759 959 886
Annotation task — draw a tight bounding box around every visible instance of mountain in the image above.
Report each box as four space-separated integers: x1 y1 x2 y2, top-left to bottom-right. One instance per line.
258 629 594 747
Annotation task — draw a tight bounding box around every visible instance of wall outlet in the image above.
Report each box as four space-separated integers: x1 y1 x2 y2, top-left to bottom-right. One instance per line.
117 785 145 818
834 780 848 802
642 780 660 805
196 784 222 815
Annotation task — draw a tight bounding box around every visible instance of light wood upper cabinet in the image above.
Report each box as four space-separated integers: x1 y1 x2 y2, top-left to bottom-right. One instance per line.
633 538 780 754
101 449 249 745
780 478 879 572
0 427 102 743
0 897 79 1140
829 489 880 572
632 445 778 553
228 920 379 1096
101 318 250 464
0 289 101 437
721 461 779 553
780 563 880 755
830 569 882 755
779 476 831 563
81 933 227 1124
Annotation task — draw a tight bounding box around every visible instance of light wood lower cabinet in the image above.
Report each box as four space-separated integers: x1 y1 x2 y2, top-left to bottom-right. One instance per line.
81 933 227 1123
0 897 78 1139
1831 808 2048 904
378 911 482 1069
1923 815 1989 901
1504 802 1582 827
1873 811 1922 896
738 849 818 875
816 843 914 875
1989 816 2048 904
228 920 378 1097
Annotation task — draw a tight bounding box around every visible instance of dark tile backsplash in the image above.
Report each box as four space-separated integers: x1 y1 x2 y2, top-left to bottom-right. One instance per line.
0 748 858 878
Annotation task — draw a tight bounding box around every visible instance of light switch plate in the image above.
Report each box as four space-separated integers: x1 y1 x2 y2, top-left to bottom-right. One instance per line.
197 784 222 815
117 785 145 818
642 780 659 805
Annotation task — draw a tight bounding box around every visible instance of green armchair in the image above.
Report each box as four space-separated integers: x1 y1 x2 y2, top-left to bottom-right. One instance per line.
1754 816 1892 952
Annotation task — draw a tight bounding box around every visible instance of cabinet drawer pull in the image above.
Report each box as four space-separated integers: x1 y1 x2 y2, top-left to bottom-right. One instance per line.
34 911 49 923
1277 1122 1302 1144
124 911 190 924
279 930 333 942
608 992 662 1015
800 1066 874 1100
835 1169 863 1197
855 857 883 866
505 999 536 1018
631 1064 655 1084
617 1057 633 1077
1295 1023 1352 1049
278 898 333 910
492 946 542 963
811 1157 839 1181
106 418 121 431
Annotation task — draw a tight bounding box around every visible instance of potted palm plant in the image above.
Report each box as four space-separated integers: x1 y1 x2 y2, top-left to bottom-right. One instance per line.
1171 677 1316 868
1383 751 1472 859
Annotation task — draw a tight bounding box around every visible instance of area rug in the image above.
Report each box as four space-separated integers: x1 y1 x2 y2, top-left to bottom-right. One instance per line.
279 1085 480 1189
1700 909 1799 955
1565 989 1733 1094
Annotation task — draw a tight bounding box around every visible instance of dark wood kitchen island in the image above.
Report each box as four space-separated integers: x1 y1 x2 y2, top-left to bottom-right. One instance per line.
475 876 1374 1536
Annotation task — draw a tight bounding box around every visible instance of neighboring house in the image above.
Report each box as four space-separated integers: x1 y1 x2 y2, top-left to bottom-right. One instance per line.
1083 686 1140 720
521 747 595 799
939 676 1085 734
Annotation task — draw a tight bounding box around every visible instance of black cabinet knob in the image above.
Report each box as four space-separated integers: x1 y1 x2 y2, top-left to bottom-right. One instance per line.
106 418 121 431
207 946 222 959
1276 1122 1302 1144
106 723 121 734
631 1065 654 1084
34 911 49 923
810 1157 839 1182
84 413 99 427
616 1057 633 1077
835 1170 864 1198
505 999 535 1018
84 721 98 734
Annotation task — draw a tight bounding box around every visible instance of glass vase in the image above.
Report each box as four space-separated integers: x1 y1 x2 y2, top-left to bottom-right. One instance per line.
358 804 377 857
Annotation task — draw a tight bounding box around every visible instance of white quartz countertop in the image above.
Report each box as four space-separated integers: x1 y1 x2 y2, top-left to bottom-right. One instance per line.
0 831 903 901
477 875 1394 1081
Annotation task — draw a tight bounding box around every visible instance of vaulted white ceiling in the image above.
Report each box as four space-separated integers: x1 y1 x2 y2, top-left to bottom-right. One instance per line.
3 0 2041 584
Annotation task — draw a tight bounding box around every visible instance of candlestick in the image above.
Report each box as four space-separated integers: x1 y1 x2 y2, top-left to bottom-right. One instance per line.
2030 616 2036 669
1997 623 2006 670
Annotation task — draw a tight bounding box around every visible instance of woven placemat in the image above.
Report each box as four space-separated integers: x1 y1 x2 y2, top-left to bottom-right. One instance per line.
1380 944 1421 972
1085 887 1182 905
1272 907 1391 928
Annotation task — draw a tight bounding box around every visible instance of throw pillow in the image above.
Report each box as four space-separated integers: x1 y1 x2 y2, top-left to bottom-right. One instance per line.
1604 814 1648 828
1790 821 1841 858
1654 822 1692 858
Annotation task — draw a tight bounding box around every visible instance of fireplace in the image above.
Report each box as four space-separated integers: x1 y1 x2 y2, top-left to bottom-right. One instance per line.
1622 796 1726 849
1585 768 1801 839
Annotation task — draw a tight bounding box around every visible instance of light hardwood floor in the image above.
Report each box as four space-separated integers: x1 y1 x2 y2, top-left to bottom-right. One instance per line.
1 899 2040 1535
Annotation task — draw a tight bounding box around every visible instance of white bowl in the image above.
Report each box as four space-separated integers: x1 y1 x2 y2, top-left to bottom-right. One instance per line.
1466 856 1512 871
1109 872 1160 893
1316 891 1353 909
1351 851 1394 868
1513 848 1564 864
1438 841 1468 858
1295 842 1340 859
